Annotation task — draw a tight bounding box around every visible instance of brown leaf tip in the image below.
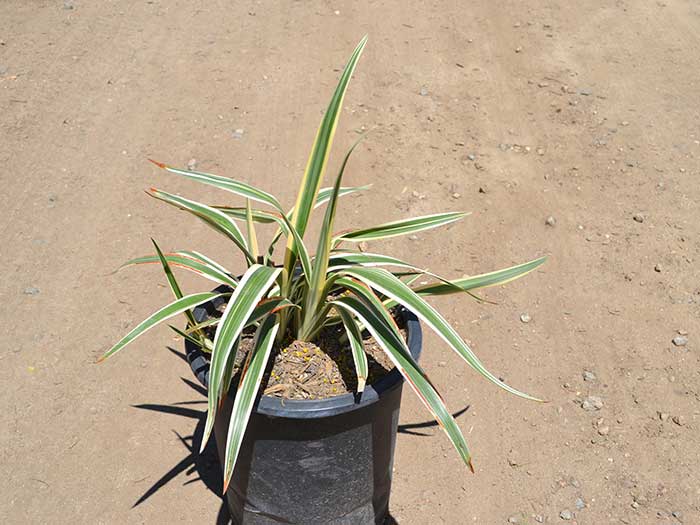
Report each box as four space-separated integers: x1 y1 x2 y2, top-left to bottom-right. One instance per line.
147 158 167 169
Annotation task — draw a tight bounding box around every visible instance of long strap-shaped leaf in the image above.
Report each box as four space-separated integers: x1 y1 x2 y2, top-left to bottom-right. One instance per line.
336 307 368 393
340 267 542 402
300 137 364 339
201 264 282 451
265 185 371 261
283 36 367 278
217 206 313 280
332 296 473 471
149 159 284 211
222 314 280 491
98 291 227 362
410 256 547 295
148 188 255 265
121 253 238 288
333 211 469 244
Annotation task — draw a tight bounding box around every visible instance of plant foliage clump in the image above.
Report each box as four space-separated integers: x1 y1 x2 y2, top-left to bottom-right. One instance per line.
102 36 546 490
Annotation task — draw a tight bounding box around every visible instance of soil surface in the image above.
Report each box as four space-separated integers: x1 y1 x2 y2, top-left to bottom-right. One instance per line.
2 1 699 524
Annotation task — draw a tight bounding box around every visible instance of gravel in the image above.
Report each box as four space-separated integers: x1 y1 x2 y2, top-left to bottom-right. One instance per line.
672 335 688 347
583 370 597 382
560 509 573 520
23 287 40 296
581 396 603 411
520 313 531 323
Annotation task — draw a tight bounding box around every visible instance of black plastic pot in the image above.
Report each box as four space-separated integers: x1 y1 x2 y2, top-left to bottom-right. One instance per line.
185 288 422 525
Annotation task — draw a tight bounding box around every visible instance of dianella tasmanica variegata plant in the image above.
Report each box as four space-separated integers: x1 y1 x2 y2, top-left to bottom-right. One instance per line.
101 36 546 490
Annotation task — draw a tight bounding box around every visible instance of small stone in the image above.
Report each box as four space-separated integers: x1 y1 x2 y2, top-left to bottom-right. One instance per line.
633 213 644 223
654 264 662 273
232 128 245 139
678 329 688 336
23 287 40 296
579 88 592 96
520 313 531 323
451 192 461 199
658 412 669 421
63 0 74 9
537 81 549 88
534 516 544 523
187 158 197 171
507 515 520 523
672 511 682 519
419 87 428 96
358 241 369 252
545 216 556 227
408 235 419 241
581 396 603 411
672 415 685 426
631 501 639 509
478 186 486 194
437 361 447 367
536 147 545 156
672 335 688 347
515 46 523 53
583 370 596 382
597 425 610 436
560 509 572 520
575 497 586 510
467 153 476 161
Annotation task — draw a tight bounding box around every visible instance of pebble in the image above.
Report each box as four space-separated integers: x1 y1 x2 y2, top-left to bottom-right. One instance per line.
534 516 544 523
358 241 369 252
583 370 596 382
575 497 586 510
560 509 572 520
187 158 197 171
507 516 520 524
515 46 523 53
451 192 461 199
658 411 669 421
672 415 685 426
545 215 556 226
419 87 428 96
654 264 662 273
467 153 476 161
672 511 682 519
581 396 603 411
633 213 644 223
64 0 74 9
672 335 688 347
232 128 245 139
520 313 531 323
408 235 419 241
579 88 592 96
631 501 639 509
23 287 40 296
597 425 610 436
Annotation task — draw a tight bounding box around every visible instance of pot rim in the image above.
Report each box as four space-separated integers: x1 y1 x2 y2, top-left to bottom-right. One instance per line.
184 286 422 419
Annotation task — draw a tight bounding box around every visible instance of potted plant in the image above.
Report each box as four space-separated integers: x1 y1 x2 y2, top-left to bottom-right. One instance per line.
101 36 546 524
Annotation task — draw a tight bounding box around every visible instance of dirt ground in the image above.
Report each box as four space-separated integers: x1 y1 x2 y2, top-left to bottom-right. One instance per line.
2 1 699 523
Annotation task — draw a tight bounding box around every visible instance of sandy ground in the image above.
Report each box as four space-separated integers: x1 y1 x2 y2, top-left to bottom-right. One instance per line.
2 1 699 523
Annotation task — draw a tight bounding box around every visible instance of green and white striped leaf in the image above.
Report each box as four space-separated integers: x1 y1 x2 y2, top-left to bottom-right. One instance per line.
148 188 254 265
99 291 227 362
222 314 280 491
201 264 282 452
334 211 469 243
332 296 473 471
283 36 367 281
216 206 279 224
340 267 541 402
315 185 371 209
411 256 547 296
121 252 238 288
149 160 283 211
336 307 368 392
300 136 364 339
245 199 260 259
151 239 203 341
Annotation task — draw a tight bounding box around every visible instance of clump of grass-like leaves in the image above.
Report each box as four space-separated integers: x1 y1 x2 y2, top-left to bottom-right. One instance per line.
101 36 546 490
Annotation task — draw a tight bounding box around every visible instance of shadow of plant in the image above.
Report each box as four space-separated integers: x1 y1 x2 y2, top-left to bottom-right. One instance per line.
131 347 469 524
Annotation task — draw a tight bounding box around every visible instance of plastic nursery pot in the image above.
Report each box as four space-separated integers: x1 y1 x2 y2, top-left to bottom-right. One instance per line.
185 286 422 525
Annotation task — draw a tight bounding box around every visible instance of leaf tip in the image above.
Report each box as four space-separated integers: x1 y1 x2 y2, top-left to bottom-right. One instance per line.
147 158 167 169
468 457 475 473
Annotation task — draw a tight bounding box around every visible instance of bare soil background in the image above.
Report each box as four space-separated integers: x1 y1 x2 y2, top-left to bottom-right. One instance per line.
1 1 699 523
